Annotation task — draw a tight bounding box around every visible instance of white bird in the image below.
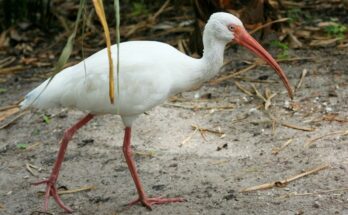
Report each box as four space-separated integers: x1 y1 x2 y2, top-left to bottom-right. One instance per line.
20 12 293 212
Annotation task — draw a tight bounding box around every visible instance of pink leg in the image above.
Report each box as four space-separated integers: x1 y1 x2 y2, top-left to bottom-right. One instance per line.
33 114 94 213
122 127 184 210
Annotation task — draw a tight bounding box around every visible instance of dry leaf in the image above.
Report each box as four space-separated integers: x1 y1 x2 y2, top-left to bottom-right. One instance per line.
309 38 341 47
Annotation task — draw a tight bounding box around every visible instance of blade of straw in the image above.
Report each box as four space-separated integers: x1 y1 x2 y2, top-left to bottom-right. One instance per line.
93 0 115 104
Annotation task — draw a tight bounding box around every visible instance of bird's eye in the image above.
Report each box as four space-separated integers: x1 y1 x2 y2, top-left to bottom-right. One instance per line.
228 25 234 31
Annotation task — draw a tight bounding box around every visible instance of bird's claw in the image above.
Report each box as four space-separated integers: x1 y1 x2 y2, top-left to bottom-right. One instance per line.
32 178 73 213
128 196 185 210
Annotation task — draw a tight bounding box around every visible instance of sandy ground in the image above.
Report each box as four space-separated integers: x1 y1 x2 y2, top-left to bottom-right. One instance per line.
0 47 347 215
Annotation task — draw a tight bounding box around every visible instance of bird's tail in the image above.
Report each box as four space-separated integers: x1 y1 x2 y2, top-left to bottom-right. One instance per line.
19 88 40 110
19 79 50 110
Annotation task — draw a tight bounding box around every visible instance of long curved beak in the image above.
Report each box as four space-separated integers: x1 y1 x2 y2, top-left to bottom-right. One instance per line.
234 26 293 99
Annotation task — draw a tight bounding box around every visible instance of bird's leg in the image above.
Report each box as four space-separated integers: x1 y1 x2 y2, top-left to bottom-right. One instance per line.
33 113 94 213
122 127 184 210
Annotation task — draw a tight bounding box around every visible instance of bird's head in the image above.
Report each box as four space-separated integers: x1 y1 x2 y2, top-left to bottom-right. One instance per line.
206 12 293 99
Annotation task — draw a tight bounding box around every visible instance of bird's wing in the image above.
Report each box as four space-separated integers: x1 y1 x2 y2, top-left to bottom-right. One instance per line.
20 41 189 115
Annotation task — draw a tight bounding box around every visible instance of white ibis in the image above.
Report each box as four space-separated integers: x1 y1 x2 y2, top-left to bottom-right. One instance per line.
20 12 293 212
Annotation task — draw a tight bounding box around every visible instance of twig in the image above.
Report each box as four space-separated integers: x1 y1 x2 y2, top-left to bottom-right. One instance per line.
251 84 266 102
210 64 258 85
240 164 330 192
164 103 235 111
125 0 171 38
26 142 43 151
249 18 290 35
264 88 277 110
276 57 315 63
231 114 249 124
281 122 315 131
181 127 198 146
0 56 16 68
234 81 253 96
233 77 277 83
210 159 229 165
0 110 28 130
0 65 26 74
134 150 156 158
58 185 96 195
251 84 277 110
0 104 19 112
272 139 293 155
26 163 41 176
37 185 96 196
304 129 348 147
267 113 314 132
0 107 19 122
191 124 225 137
296 69 308 90
152 0 170 20
322 114 348 123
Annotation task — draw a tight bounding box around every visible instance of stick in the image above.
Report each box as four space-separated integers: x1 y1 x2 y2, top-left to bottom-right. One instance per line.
181 127 198 146
234 81 253 96
272 139 293 155
0 65 26 74
240 164 329 192
304 129 348 147
58 185 96 195
191 124 224 136
0 110 28 130
281 122 315 132
249 18 290 35
296 69 308 90
26 141 43 151
164 103 235 111
210 64 258 85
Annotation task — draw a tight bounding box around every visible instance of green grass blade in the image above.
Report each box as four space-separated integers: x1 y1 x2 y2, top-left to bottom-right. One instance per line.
114 0 120 113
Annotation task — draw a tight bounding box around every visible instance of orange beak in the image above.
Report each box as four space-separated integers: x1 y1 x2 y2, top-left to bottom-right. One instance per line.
234 26 293 99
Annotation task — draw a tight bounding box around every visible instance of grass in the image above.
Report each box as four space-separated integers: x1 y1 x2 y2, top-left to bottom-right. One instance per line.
287 8 302 24
42 114 51 124
270 40 289 60
324 22 347 39
16 143 28 149
131 2 148 16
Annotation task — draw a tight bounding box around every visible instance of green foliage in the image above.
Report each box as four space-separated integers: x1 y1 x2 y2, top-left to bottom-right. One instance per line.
16 143 28 149
287 8 302 23
42 114 51 124
131 2 148 16
324 22 347 39
270 40 289 60
287 8 312 24
0 88 7 94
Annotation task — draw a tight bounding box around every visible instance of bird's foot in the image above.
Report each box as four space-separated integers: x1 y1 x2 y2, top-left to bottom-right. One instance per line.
32 178 73 213
128 196 185 210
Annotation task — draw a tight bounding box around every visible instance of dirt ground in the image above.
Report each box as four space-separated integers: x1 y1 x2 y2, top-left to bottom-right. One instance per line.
0 46 348 215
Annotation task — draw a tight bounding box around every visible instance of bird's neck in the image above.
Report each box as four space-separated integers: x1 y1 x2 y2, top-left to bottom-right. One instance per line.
200 34 226 79
169 33 226 95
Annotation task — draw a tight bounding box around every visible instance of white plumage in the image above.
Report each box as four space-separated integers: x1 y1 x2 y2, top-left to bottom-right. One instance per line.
22 12 293 212
20 41 221 125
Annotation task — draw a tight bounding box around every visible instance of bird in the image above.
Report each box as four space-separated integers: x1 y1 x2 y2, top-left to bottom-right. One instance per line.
20 12 293 213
